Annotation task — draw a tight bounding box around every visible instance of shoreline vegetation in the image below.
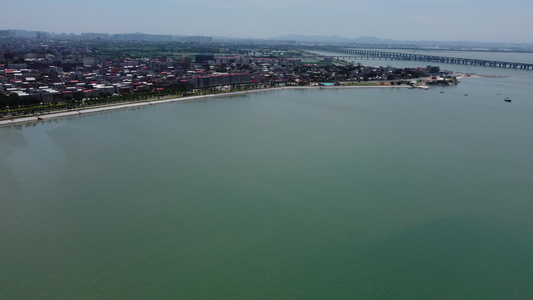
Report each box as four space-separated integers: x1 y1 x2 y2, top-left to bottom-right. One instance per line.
0 72 485 128
0 83 414 127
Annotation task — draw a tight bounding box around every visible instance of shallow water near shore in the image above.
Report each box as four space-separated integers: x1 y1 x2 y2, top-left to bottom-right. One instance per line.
1 75 533 298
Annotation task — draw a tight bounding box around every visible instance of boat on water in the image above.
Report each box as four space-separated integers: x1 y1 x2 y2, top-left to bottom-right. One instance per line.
504 97 511 102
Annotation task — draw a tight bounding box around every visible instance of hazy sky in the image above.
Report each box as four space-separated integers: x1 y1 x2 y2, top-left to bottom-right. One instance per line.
2 0 532 43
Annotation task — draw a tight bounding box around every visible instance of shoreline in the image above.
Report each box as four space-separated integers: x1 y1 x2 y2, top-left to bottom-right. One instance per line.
0 85 409 128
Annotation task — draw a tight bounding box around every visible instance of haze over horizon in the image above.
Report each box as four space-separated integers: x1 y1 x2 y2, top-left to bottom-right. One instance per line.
2 0 532 43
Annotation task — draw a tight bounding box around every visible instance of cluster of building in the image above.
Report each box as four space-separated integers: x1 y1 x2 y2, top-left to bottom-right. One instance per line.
1 29 213 43
1 39 449 107
0 53 280 103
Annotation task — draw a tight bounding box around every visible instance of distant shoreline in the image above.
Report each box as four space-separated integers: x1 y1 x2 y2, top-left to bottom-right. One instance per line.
0 84 411 128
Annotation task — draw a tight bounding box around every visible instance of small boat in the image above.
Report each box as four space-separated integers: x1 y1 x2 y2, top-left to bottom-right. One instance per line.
464 94 469 96
440 91 444 93
504 97 511 102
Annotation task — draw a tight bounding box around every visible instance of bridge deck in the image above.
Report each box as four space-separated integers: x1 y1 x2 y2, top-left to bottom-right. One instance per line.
308 47 533 70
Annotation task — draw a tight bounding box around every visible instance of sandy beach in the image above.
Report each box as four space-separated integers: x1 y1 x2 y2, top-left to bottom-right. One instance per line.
0 85 409 128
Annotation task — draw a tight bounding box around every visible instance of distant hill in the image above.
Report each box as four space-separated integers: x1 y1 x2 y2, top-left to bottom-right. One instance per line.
2 29 532 50
352 36 397 44
269 34 398 44
266 34 533 50
269 34 354 43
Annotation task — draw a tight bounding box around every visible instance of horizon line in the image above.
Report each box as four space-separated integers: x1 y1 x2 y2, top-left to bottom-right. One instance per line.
2 28 533 46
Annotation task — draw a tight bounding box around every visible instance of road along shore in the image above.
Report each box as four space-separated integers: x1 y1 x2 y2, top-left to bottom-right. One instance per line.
0 85 410 128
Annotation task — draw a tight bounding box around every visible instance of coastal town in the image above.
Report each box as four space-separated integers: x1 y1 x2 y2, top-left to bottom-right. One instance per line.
0 35 457 119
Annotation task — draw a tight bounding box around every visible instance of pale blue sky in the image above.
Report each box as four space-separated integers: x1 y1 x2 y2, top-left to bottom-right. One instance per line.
2 0 532 43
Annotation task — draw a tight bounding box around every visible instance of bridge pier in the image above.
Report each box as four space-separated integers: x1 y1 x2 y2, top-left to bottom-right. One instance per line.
314 48 533 70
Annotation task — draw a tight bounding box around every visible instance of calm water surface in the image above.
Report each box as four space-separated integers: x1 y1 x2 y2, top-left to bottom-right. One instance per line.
1 74 533 298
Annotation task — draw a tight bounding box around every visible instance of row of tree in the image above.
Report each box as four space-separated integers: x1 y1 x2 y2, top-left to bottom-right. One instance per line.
0 82 276 117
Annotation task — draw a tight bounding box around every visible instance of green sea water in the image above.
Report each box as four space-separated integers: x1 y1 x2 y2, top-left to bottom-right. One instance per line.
1 78 533 299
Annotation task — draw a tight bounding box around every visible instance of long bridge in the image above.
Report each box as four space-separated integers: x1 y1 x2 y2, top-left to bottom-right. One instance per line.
305 47 533 70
